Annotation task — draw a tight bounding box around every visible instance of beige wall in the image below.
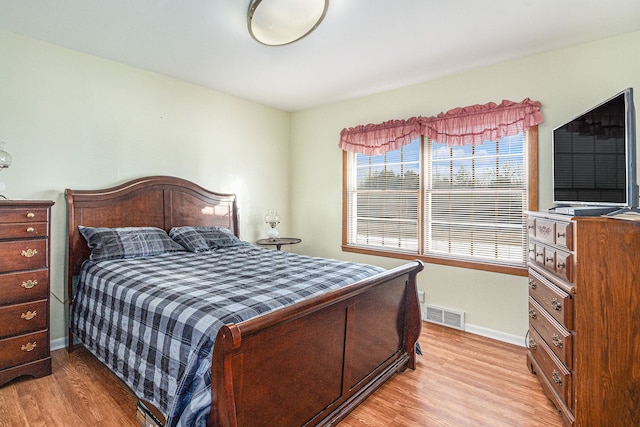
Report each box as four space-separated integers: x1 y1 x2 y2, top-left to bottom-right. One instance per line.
290 30 640 344
0 31 291 344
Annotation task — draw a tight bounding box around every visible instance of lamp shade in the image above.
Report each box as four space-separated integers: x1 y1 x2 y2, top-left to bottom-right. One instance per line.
0 143 11 169
248 0 328 46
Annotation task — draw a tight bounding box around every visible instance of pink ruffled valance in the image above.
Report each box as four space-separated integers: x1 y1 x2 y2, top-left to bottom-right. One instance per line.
339 98 543 153
420 98 543 146
339 117 422 156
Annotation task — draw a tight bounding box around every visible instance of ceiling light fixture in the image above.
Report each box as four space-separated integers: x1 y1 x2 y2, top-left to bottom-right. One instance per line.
248 0 329 46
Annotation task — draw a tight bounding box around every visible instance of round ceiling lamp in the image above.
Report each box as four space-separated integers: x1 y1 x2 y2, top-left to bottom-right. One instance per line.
248 0 329 46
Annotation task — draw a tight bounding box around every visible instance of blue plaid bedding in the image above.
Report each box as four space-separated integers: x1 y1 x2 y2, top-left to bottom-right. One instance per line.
71 245 385 426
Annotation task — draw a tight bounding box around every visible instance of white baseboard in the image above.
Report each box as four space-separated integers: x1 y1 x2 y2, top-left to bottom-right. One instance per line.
51 337 67 351
463 323 526 347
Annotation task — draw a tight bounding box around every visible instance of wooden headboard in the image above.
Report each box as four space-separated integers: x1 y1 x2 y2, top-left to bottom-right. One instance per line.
66 175 239 280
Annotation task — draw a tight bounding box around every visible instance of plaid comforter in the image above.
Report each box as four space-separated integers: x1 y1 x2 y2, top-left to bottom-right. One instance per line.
71 245 385 426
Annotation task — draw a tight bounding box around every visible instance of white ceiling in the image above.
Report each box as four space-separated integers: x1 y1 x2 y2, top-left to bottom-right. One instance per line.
1 0 639 112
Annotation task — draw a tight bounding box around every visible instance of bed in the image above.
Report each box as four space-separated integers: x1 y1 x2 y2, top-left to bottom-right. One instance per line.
65 175 424 427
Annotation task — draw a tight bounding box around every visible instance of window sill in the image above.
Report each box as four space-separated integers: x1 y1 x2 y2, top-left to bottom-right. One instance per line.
341 245 527 277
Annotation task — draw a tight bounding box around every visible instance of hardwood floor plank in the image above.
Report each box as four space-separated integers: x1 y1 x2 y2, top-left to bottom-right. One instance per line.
0 386 29 427
0 322 562 426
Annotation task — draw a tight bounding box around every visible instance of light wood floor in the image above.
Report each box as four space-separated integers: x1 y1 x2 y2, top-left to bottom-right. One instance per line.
0 322 563 426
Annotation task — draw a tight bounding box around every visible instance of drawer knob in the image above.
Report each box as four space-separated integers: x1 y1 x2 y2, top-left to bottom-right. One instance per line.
552 334 563 348
21 279 38 289
552 370 563 385
528 339 537 350
528 279 537 290
26 227 35 233
536 252 544 258
528 309 537 319
551 298 562 311
556 262 566 269
557 232 565 238
21 342 37 352
21 248 38 258
545 256 554 263
21 310 37 320
26 212 35 218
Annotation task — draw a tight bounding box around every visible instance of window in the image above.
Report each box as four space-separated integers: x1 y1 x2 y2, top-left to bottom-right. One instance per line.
343 127 538 275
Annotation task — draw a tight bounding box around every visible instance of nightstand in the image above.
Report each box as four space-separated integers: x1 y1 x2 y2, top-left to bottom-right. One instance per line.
0 200 54 386
256 237 301 251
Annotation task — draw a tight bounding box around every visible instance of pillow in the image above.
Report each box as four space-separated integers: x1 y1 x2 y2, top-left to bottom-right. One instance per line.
198 226 247 248
78 226 185 261
168 226 210 253
169 226 246 251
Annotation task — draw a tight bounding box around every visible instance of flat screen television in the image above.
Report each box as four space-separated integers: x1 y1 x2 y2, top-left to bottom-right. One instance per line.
552 88 638 212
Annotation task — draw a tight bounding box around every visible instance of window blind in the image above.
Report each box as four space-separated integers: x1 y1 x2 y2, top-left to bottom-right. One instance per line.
347 139 420 252
424 133 528 265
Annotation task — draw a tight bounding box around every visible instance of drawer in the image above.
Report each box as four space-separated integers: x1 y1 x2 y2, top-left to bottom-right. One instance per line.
534 244 545 266
555 250 572 283
0 330 48 370
0 300 48 339
537 245 573 283
534 219 573 251
0 269 48 305
527 242 536 262
0 207 49 224
0 240 47 272
529 270 573 329
0 222 48 239
528 297 573 368
535 219 556 245
555 221 573 251
527 217 536 238
528 327 572 408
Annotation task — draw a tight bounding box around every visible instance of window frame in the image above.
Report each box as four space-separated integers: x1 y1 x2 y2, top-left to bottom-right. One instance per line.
342 126 538 276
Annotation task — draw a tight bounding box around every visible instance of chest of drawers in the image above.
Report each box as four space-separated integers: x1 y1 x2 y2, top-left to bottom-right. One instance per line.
0 200 54 386
526 212 640 427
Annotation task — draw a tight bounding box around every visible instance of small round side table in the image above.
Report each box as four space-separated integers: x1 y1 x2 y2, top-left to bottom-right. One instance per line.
256 237 301 251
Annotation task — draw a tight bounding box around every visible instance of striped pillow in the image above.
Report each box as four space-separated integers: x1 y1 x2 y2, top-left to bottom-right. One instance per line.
79 226 185 261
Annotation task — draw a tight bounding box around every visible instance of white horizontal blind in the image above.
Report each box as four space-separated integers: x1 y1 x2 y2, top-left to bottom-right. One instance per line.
347 139 420 252
424 132 528 265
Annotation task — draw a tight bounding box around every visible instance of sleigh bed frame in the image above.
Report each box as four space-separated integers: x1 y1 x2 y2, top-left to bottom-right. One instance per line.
66 175 424 427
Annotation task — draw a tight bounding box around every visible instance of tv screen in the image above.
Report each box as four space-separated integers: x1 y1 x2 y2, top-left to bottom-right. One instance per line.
553 88 637 208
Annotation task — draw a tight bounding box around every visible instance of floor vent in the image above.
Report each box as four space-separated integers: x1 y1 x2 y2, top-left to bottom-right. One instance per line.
424 304 465 331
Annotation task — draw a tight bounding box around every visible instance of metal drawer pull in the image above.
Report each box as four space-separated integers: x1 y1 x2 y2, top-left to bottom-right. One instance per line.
557 262 566 269
21 342 37 352
528 309 537 319
551 298 562 311
528 339 537 349
536 252 543 257
21 279 38 289
552 334 563 348
26 227 35 233
552 370 562 385
545 256 554 262
528 279 537 290
26 212 35 218
21 310 37 320
557 232 565 238
21 248 38 258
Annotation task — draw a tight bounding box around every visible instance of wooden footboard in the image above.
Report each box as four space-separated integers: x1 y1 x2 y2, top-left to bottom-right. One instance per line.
209 260 424 427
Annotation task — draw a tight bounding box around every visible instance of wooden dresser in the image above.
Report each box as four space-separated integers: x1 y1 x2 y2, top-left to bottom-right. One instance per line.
526 211 640 427
0 200 54 386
